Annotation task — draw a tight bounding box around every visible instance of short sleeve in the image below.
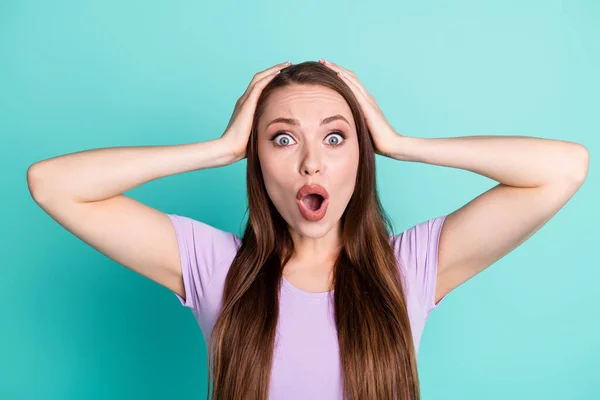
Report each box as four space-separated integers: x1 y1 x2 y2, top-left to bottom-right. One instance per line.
392 214 448 314
166 213 238 310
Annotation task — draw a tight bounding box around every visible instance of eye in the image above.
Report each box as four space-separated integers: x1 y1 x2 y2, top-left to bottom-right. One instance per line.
270 132 296 147
269 130 347 147
326 131 346 147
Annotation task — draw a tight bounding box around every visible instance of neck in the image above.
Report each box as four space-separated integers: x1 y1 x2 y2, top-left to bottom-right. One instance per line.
285 220 341 272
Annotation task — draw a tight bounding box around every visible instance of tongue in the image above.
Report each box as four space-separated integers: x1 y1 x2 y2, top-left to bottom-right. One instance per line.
302 194 323 211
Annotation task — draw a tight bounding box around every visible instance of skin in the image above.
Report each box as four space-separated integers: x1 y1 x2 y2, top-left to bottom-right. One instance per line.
27 59 588 307
320 59 589 305
257 84 359 286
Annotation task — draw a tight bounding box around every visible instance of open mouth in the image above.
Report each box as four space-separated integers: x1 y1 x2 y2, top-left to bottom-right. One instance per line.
301 193 325 211
296 184 329 222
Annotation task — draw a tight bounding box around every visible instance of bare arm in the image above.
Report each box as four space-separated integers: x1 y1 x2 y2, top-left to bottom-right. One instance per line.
27 139 236 299
26 61 289 301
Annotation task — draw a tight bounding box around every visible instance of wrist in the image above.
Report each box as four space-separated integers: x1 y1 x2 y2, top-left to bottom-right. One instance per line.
215 138 240 165
384 134 413 161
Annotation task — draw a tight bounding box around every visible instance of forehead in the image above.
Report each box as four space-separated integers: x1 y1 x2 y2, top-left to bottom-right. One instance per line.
259 84 354 131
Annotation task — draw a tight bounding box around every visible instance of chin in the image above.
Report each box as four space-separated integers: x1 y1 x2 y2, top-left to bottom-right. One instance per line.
292 220 332 238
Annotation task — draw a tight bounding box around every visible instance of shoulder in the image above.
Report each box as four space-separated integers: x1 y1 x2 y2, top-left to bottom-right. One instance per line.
166 213 241 310
167 213 241 252
167 213 241 281
390 214 448 312
390 215 447 267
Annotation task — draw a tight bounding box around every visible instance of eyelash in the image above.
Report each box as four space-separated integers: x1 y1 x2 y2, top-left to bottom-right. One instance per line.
269 131 347 147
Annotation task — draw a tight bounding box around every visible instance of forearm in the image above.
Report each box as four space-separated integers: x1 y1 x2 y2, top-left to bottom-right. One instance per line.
27 138 234 203
388 135 589 188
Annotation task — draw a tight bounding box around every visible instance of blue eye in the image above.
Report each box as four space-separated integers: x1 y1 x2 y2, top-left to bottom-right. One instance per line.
269 131 346 147
272 133 295 146
326 132 345 146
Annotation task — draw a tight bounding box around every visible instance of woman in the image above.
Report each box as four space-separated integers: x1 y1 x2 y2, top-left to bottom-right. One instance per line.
27 60 589 400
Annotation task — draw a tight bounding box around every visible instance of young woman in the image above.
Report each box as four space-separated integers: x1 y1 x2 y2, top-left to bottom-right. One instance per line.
27 60 589 400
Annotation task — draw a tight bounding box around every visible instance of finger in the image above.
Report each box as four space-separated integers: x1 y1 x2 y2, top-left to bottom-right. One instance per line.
243 68 282 105
319 60 376 106
241 61 290 100
229 69 282 133
249 61 291 90
255 61 292 81
335 69 378 111
336 70 372 107
319 59 355 78
239 62 290 104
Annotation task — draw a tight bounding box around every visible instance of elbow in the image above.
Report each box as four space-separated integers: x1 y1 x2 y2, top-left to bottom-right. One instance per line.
27 162 52 205
558 143 589 188
570 144 589 186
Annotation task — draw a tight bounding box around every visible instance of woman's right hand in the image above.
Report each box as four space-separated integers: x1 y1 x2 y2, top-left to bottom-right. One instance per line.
221 61 292 162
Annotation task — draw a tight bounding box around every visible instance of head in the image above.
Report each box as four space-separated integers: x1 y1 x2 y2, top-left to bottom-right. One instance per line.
255 78 361 252
208 62 420 400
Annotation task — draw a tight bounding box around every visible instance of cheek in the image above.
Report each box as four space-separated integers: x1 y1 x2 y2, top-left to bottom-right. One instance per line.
259 154 293 206
336 147 359 177
260 153 289 185
333 150 359 199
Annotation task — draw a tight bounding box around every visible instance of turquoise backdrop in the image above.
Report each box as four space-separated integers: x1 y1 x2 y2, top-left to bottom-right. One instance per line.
1 1 598 399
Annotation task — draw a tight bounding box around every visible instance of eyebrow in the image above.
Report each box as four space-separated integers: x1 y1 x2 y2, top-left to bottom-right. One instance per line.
265 114 350 128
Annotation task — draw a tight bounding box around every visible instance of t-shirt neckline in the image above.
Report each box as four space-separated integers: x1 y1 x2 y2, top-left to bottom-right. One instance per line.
281 276 334 300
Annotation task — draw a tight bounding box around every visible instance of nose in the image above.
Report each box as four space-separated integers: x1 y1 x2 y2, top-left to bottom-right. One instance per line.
300 144 323 176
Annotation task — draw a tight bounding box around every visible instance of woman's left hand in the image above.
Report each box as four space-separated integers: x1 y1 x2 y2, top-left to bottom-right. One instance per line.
319 59 400 157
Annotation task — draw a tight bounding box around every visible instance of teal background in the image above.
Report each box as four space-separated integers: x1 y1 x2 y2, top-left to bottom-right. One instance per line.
1 1 598 399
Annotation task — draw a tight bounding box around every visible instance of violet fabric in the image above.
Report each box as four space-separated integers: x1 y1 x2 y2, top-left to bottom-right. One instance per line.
167 213 447 399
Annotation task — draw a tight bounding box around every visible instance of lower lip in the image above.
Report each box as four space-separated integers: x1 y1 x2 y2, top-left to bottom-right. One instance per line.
297 198 329 221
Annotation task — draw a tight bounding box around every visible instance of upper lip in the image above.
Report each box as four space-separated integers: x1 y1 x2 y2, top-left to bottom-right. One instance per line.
296 184 329 200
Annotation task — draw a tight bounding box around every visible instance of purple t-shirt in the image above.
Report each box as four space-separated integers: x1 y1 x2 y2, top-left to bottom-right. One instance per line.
167 213 447 399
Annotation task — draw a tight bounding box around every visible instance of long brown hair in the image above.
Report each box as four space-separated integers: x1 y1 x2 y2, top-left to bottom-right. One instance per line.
207 61 419 399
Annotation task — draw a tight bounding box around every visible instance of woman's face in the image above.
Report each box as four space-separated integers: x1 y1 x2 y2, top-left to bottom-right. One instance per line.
257 84 360 239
